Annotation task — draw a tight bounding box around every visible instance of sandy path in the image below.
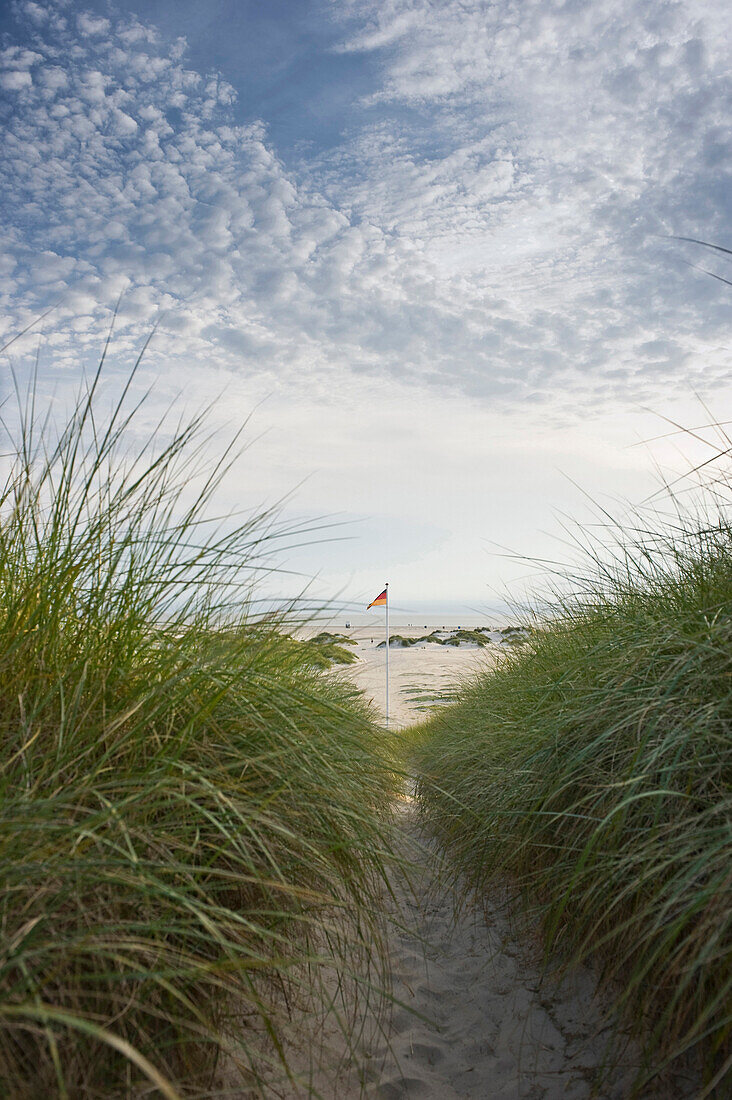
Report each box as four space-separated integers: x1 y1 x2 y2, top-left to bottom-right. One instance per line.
374 802 614 1100
235 642 698 1098
264 798 696 1099
362 802 697 1100
345 646 694 1100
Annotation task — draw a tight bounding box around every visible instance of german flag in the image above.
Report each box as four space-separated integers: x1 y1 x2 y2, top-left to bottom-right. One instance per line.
367 588 387 609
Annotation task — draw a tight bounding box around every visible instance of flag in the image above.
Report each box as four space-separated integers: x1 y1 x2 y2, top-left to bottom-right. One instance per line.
367 588 387 609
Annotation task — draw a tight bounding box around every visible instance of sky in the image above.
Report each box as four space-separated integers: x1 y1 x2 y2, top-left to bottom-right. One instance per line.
0 0 730 618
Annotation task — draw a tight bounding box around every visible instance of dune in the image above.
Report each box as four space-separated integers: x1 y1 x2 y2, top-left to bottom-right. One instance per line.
297 637 698 1100
240 628 699 1098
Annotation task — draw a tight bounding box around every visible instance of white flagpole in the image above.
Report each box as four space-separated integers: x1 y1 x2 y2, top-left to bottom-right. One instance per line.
385 582 389 728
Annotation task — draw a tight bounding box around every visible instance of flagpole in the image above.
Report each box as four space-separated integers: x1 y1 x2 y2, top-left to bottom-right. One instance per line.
385 582 389 728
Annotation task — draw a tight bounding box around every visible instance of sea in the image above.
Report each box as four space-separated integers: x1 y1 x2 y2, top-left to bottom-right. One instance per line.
249 598 523 633
305 606 518 633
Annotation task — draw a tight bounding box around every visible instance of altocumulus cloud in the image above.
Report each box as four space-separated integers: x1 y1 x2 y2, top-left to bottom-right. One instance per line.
1 0 412 392
0 0 730 414
325 0 732 391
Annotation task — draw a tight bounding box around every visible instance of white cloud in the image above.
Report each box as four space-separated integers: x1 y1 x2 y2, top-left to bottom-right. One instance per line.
22 2 50 25
77 13 111 37
110 107 138 136
38 65 68 92
0 70 33 90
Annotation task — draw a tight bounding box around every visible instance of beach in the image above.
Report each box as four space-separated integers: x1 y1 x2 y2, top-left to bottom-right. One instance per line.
314 622 509 728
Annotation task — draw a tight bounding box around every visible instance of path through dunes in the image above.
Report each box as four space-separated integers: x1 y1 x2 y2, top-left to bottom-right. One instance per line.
361 801 696 1100
258 798 696 1099
241 660 699 1098
345 657 696 1100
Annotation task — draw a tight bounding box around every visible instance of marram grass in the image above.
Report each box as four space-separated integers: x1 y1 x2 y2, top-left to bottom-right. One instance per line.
411 490 732 1096
0 361 397 1097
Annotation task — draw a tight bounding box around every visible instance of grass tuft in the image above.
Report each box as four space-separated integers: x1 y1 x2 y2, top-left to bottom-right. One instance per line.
411 444 732 1096
0 357 397 1096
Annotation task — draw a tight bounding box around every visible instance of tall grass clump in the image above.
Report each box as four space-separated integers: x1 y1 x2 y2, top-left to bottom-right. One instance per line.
0 353 397 1097
412 451 732 1096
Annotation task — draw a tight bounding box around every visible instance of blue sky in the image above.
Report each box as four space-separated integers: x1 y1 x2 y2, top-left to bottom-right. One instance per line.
1 0 730 615
50 0 379 154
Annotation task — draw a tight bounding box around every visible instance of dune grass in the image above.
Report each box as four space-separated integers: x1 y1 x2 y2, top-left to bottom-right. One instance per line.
411 465 732 1096
0 357 397 1097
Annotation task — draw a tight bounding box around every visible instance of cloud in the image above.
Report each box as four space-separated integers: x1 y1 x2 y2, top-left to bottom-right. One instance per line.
77 13 111 37
320 0 732 385
0 69 32 90
0 0 729 422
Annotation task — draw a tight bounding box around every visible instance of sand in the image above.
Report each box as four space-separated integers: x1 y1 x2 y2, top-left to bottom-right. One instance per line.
230 632 698 1098
357 802 696 1100
249 796 696 1099
332 625 499 728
